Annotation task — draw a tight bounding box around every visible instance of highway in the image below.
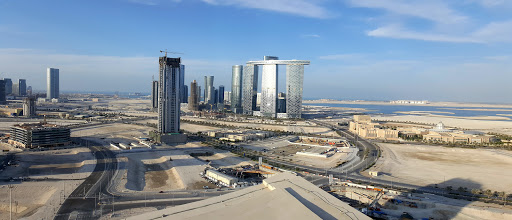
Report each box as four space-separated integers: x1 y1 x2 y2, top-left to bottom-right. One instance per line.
54 138 237 219
55 140 118 220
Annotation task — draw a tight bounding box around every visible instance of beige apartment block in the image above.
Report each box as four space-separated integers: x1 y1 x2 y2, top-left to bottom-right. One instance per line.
349 116 399 141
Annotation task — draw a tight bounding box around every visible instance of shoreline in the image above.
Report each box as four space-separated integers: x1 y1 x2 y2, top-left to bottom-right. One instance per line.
304 100 512 109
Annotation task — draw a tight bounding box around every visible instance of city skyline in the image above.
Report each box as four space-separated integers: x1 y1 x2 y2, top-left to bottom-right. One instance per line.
1 1 512 103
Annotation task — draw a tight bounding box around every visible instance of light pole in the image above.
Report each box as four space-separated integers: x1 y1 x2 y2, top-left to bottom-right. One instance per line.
9 184 14 220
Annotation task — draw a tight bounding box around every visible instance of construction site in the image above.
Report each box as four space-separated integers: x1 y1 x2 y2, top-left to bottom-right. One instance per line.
323 180 512 220
241 135 357 169
201 165 276 188
8 122 71 148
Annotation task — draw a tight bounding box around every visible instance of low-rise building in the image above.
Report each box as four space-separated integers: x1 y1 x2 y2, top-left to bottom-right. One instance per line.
423 130 496 144
8 122 71 148
349 115 399 141
205 169 238 187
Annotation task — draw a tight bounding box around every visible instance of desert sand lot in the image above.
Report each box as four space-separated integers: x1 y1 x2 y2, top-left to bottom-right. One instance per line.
72 123 154 145
372 114 512 135
241 136 355 169
112 143 254 193
0 147 95 219
304 100 512 109
334 184 512 220
182 116 336 136
373 143 512 193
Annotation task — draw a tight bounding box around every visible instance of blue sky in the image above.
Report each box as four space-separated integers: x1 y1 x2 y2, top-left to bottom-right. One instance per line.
1 0 512 103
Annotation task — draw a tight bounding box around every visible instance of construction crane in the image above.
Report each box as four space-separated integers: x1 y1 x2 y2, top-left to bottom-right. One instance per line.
159 49 183 57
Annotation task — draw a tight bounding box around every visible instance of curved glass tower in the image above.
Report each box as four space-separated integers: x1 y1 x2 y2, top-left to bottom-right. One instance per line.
231 65 243 113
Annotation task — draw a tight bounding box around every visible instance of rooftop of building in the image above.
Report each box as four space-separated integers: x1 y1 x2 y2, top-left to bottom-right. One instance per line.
128 172 369 220
12 122 65 130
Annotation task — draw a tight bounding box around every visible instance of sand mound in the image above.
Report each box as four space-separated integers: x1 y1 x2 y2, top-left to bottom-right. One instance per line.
198 152 252 168
30 161 85 169
142 156 168 164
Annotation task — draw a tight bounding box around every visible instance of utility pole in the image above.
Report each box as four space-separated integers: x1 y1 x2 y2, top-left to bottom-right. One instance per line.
99 192 102 218
112 196 115 216
9 184 13 220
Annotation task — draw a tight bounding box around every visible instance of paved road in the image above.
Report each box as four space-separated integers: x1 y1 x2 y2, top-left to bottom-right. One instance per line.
55 138 238 219
55 140 117 220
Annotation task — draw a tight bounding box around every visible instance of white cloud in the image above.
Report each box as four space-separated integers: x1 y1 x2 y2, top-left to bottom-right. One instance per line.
470 0 511 7
472 20 512 43
367 21 512 43
318 54 364 60
367 25 481 43
202 0 331 18
346 0 468 24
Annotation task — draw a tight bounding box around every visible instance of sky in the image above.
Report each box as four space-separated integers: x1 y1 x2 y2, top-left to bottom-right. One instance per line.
1 0 512 103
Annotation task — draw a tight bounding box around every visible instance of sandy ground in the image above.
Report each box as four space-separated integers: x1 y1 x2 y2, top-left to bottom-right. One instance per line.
197 151 253 168
182 116 334 135
304 100 512 109
112 143 245 193
292 147 356 169
372 143 512 193
372 114 512 135
241 136 353 169
333 184 512 220
0 147 95 219
117 151 185 192
0 143 20 152
181 123 222 133
71 123 154 146
392 111 511 121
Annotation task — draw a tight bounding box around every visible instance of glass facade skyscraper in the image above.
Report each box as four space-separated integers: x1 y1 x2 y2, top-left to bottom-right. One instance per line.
158 56 181 134
47 68 60 99
231 65 243 113
19 79 27 96
152 80 159 109
242 64 258 115
244 56 309 119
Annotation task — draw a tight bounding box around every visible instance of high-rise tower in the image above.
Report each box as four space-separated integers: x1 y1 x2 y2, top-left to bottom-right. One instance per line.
189 80 199 111
0 80 5 104
47 68 60 99
158 56 181 134
286 64 304 118
260 56 279 118
3 78 12 95
18 79 27 96
205 76 214 104
218 85 225 104
23 97 36 117
231 65 243 113
244 56 309 119
151 80 159 109
179 65 186 103
242 65 258 115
